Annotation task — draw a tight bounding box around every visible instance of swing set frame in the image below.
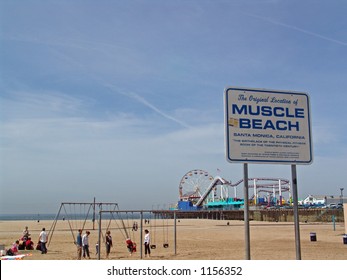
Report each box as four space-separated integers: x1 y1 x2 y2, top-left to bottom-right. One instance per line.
97 209 178 259
47 200 119 247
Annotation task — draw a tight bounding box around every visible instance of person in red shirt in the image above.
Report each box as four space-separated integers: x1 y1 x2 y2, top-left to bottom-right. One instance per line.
25 237 34 250
125 238 136 255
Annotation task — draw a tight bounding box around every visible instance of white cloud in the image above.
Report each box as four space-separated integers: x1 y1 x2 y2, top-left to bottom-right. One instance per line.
1 90 92 119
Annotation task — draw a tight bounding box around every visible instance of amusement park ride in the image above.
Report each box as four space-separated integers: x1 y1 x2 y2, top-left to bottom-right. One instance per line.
177 169 291 211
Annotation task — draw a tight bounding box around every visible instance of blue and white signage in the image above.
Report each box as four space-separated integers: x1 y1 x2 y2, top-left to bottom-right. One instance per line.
225 87 313 164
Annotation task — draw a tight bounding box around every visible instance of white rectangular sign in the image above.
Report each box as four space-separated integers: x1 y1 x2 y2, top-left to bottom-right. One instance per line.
225 87 313 164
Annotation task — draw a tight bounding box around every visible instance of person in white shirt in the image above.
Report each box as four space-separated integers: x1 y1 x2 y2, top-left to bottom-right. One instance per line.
82 231 90 259
143 229 151 257
38 228 48 254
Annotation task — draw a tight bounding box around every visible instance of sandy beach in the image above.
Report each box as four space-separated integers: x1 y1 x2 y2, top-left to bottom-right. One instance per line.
0 219 346 260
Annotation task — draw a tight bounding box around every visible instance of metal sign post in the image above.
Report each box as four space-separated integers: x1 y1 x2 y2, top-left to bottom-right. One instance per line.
225 86 313 260
243 163 251 260
291 164 301 259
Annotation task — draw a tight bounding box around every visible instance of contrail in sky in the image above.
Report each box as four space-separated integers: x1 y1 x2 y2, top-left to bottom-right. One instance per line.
104 83 191 129
244 12 347 46
122 90 192 129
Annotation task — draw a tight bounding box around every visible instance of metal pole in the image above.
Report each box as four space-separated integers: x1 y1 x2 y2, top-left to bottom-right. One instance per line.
93 197 96 230
174 211 177 255
279 179 282 206
47 203 63 247
291 164 301 260
253 179 257 205
98 210 101 260
140 211 143 259
243 163 251 260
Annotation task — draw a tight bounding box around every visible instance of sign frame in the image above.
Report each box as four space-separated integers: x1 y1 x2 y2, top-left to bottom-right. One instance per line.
225 86 313 165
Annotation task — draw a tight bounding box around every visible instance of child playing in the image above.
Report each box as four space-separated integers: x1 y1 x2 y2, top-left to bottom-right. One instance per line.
125 238 136 255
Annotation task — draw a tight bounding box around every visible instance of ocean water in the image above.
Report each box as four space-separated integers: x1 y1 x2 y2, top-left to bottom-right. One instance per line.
0 212 152 221
0 214 57 221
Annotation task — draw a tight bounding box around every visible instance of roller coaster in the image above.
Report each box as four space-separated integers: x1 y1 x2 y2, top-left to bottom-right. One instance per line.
177 169 290 210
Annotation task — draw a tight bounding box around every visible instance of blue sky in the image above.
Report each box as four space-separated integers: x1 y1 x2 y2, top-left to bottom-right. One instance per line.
1 0 346 214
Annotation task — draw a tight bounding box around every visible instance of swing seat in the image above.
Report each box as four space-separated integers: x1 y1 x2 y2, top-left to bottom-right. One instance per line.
163 243 169 248
132 243 136 252
150 244 156 249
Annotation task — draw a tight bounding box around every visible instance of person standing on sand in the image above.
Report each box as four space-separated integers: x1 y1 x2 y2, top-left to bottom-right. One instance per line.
76 229 82 260
82 231 91 259
38 228 48 254
105 230 113 258
144 229 151 257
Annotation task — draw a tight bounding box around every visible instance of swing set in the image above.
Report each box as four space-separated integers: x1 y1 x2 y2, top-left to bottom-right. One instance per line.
149 211 169 249
162 212 170 248
47 201 119 247
107 211 139 254
97 210 177 259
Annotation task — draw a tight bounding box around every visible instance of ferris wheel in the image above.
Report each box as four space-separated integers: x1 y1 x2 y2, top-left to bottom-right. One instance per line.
179 169 214 201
